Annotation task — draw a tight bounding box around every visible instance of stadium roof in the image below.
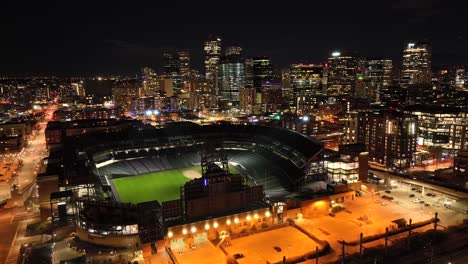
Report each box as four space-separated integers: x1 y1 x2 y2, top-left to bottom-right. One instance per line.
156 122 324 159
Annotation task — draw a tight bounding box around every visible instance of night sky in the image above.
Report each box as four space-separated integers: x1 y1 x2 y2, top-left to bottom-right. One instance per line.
4 0 468 76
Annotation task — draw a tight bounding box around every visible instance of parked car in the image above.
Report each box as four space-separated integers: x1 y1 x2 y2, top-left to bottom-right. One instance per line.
233 253 245 260
381 202 387 206
385 190 392 194
375 200 381 203
382 195 394 201
409 194 415 198
413 198 421 203
424 203 430 207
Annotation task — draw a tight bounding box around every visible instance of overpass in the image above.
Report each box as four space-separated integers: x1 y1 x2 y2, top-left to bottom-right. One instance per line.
370 169 468 200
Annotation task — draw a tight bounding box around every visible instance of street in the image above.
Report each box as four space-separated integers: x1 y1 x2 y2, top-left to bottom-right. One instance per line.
0 104 56 264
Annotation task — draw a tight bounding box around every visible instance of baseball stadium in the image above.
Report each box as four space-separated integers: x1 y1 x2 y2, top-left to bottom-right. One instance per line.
59 122 330 253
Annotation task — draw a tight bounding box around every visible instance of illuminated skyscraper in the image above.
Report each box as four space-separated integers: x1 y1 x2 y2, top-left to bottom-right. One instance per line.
225 46 242 56
244 58 254 88
289 64 325 113
218 46 245 108
141 67 159 96
453 66 465 90
401 41 432 88
204 36 222 99
326 51 357 96
177 49 191 80
360 59 393 102
252 56 273 88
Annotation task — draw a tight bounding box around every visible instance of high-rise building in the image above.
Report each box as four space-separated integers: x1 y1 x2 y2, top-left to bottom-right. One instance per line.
225 46 242 56
252 56 273 88
187 80 215 110
218 47 245 108
163 52 182 90
239 87 257 114
204 36 222 100
358 111 417 169
281 69 294 108
452 66 465 90
159 79 174 97
326 52 357 96
244 58 254 88
142 67 159 96
177 49 191 80
360 59 393 102
342 111 359 144
289 64 325 113
401 41 432 88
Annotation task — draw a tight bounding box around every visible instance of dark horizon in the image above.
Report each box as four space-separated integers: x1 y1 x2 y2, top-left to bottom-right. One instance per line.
4 0 468 76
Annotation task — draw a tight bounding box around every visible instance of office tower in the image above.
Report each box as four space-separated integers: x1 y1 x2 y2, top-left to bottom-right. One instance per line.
225 46 242 56
326 51 357 96
218 46 245 108
244 58 254 88
252 56 273 88
239 87 257 114
401 41 432 88
142 67 159 96
281 68 294 108
360 59 393 102
452 66 465 90
159 79 174 97
177 49 191 80
289 64 325 113
204 35 222 100
187 80 215 110
257 86 283 113
163 52 182 90
358 111 417 169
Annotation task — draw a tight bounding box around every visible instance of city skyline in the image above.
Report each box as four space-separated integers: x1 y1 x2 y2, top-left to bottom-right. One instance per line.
5 0 468 76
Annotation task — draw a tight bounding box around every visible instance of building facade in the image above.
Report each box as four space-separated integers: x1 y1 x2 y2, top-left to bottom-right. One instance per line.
218 47 245 108
326 52 357 96
290 64 325 114
358 111 417 169
401 41 432 88
252 57 273 88
359 59 392 102
142 67 159 96
204 36 222 101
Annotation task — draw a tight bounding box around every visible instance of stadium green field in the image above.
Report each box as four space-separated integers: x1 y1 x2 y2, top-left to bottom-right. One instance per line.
112 165 239 204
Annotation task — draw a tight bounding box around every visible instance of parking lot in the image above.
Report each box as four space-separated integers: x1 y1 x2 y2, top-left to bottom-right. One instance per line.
162 181 466 264
296 181 466 261
224 226 321 264
172 240 225 264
